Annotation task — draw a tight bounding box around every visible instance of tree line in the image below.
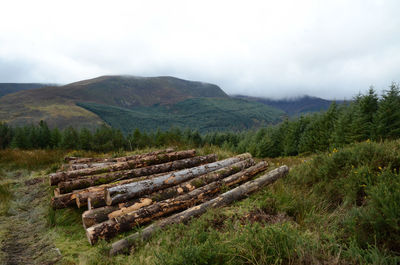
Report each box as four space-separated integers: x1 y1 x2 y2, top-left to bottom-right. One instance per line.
1 83 399 157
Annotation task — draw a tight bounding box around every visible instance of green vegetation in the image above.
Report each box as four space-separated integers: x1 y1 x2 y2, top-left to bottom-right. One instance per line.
78 97 284 133
0 75 228 130
234 94 344 116
1 83 400 263
1 141 399 264
2 83 399 159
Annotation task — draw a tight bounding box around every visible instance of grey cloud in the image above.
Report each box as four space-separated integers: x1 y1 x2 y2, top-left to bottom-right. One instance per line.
0 0 399 99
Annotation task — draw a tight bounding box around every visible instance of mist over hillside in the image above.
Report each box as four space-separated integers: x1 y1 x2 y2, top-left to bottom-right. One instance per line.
0 83 54 98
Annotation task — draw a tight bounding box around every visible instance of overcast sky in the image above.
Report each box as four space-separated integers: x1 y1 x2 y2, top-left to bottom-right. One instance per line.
0 0 399 99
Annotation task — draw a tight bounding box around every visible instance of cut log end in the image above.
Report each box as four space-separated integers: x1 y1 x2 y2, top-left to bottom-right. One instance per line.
86 227 96 245
105 191 112 206
54 188 60 197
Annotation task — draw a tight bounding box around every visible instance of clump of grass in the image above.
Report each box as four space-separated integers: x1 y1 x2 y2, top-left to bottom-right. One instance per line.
0 149 67 170
46 206 57 227
197 144 237 160
0 182 12 215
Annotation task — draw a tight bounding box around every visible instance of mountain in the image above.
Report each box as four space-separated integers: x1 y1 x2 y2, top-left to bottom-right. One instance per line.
0 83 52 98
233 95 344 116
78 98 284 134
0 75 284 131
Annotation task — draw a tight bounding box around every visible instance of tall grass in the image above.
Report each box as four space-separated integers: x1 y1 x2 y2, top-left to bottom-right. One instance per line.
0 182 12 215
0 149 67 170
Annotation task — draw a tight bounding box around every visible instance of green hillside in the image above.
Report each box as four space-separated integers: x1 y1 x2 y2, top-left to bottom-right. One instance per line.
234 95 346 116
78 97 285 133
57 75 228 108
0 76 229 130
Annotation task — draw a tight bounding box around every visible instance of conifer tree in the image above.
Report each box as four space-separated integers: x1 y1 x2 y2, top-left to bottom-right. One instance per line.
375 83 400 140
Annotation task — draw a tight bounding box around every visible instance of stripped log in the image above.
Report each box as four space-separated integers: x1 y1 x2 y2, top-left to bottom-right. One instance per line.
81 158 255 228
50 149 194 186
58 154 217 194
65 148 174 164
75 154 217 209
105 153 252 206
109 165 289 256
86 161 267 244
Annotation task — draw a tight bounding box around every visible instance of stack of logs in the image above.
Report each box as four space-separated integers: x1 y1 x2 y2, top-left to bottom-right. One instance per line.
49 148 289 255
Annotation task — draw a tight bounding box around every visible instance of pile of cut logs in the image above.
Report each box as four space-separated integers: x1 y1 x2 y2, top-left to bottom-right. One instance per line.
49 148 289 255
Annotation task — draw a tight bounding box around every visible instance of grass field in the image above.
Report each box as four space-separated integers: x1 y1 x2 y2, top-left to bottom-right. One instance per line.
0 142 399 264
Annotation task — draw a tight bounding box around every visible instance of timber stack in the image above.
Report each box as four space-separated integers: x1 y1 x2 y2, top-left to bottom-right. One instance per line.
49 148 289 255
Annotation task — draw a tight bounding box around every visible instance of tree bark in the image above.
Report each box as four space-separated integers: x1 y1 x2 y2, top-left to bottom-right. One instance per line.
81 158 255 228
50 149 194 186
108 158 257 219
52 171 169 210
58 154 217 194
86 161 267 244
74 154 217 208
69 162 115 171
64 148 174 164
114 148 174 162
105 153 252 206
109 165 289 256
51 193 77 209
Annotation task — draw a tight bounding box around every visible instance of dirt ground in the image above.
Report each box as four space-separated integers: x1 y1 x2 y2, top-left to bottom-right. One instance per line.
0 170 61 265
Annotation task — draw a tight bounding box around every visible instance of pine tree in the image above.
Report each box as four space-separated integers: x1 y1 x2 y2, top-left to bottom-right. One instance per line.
375 83 400 140
0 122 13 149
61 126 79 149
79 128 93 150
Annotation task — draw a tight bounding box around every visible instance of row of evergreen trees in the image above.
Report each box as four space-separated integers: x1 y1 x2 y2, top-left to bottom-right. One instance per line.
1 83 399 157
0 121 202 152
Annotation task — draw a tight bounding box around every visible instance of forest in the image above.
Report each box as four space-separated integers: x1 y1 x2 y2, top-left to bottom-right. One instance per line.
1 83 399 157
1 84 400 264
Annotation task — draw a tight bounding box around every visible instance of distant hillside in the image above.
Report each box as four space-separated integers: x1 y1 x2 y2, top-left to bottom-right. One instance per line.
1 76 268 130
78 98 284 133
233 95 345 116
0 83 51 98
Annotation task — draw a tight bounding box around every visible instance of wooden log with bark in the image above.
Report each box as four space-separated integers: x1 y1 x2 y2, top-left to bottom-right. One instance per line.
109 165 289 256
81 158 255 228
69 162 115 171
105 153 252 206
58 154 218 194
52 172 165 210
50 149 194 186
74 154 217 209
86 161 267 244
64 148 174 164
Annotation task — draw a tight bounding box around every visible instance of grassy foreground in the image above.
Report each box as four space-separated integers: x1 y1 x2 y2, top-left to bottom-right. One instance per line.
0 142 399 264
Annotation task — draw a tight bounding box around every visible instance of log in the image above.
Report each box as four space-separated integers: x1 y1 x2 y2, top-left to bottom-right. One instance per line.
69 162 115 171
52 171 171 210
75 154 217 208
115 148 174 162
86 161 267 244
58 154 217 194
51 193 77 209
109 158 257 219
105 153 252 206
81 158 255 228
109 165 289 256
65 148 175 164
50 149 194 186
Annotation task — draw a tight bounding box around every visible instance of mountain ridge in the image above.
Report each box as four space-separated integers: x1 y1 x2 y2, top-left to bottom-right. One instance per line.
233 94 345 116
